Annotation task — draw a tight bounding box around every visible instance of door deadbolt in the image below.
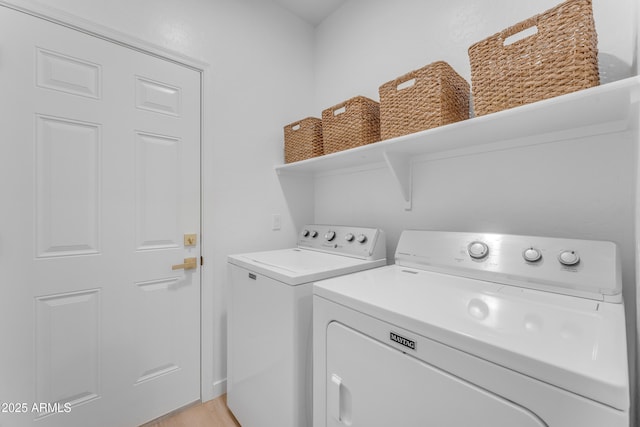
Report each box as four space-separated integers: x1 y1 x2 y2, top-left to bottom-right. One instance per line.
184 234 197 246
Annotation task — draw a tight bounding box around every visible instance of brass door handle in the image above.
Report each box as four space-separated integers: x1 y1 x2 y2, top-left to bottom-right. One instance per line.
172 257 197 270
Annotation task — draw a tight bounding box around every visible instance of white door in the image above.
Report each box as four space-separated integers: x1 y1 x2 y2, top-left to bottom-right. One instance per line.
0 6 201 427
325 322 547 427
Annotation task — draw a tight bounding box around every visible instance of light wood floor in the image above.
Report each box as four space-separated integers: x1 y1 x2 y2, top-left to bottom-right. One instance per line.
141 395 241 427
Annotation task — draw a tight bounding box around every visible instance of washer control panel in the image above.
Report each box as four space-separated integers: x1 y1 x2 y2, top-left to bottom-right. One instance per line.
558 250 580 266
395 230 621 302
298 225 385 260
468 241 489 259
522 247 542 263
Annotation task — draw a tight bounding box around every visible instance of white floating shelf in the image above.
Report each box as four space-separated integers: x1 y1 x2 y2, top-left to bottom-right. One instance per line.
276 76 640 210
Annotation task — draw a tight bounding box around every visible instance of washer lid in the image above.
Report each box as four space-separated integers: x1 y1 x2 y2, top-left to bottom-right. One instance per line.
313 266 629 411
228 248 386 285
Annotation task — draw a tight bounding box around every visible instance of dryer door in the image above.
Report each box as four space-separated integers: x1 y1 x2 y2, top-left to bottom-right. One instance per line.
325 322 547 427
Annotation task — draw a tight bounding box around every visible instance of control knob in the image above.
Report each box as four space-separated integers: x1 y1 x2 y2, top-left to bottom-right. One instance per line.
356 234 367 244
522 247 542 262
325 231 336 242
345 233 355 242
558 250 580 266
310 230 318 238
301 229 310 238
468 241 489 259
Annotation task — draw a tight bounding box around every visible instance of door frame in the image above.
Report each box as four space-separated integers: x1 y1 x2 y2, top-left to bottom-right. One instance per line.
0 0 216 402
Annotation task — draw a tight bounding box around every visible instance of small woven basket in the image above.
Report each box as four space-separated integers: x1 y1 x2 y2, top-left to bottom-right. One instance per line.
283 117 323 163
468 0 599 116
321 96 380 154
379 61 470 140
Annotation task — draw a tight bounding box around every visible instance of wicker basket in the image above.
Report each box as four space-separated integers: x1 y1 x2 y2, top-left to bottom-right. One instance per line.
468 0 599 116
379 61 470 140
283 117 323 163
321 96 380 154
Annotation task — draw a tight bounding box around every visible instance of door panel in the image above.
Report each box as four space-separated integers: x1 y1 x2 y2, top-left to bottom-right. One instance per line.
35 115 101 258
36 47 102 99
135 131 182 250
0 6 201 427
35 290 101 412
135 76 181 116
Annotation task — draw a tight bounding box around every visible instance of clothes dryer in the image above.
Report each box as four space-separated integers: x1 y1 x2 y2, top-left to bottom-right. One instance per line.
228 225 386 427
313 230 629 427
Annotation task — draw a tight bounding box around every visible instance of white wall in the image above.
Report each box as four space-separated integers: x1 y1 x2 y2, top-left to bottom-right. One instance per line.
8 0 639 422
312 0 638 424
635 1 640 426
314 0 635 109
12 0 317 400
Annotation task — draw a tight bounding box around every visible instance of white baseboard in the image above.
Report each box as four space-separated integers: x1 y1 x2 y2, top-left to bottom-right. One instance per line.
212 379 227 400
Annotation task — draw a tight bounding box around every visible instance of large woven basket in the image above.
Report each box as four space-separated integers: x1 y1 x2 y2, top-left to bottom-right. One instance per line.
379 61 470 140
283 117 323 163
468 0 599 116
322 96 380 154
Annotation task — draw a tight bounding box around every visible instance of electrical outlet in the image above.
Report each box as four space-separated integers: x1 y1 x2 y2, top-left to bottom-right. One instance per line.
272 214 281 231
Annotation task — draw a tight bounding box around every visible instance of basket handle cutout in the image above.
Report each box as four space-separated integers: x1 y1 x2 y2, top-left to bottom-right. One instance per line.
503 24 538 46
333 106 346 116
291 123 301 131
396 78 416 91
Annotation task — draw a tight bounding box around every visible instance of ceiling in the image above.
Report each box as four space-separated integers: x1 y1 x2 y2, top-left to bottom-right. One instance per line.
271 0 348 26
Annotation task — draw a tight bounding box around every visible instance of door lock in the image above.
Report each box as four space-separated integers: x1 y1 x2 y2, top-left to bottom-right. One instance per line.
184 234 197 246
172 257 197 270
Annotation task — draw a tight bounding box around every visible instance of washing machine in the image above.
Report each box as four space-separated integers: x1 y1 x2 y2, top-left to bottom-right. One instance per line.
227 225 386 427
313 230 629 427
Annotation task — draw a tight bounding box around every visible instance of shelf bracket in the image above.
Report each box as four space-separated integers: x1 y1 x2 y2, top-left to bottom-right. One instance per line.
383 151 412 211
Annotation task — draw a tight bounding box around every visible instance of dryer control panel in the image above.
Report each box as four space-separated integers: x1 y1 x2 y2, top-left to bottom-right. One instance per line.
298 225 386 260
395 230 621 302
